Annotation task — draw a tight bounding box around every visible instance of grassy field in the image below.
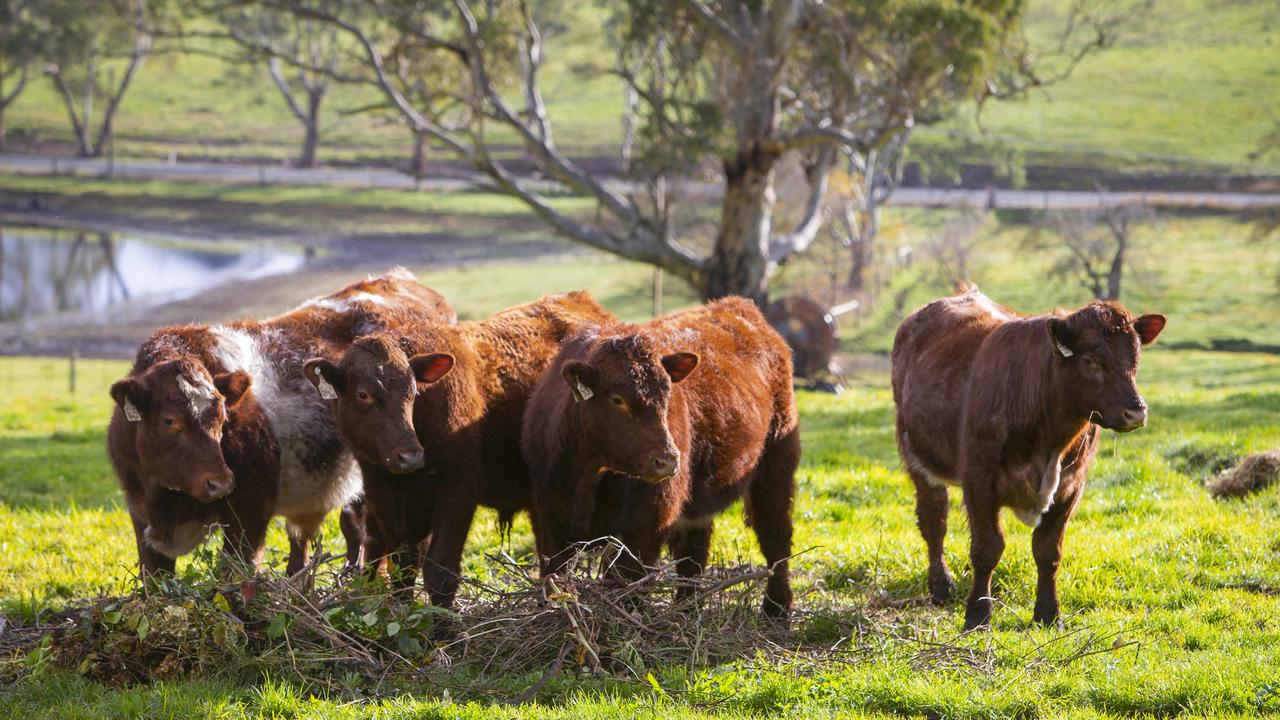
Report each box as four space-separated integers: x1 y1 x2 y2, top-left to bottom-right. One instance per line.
4 1 1278 174
4 235 1280 716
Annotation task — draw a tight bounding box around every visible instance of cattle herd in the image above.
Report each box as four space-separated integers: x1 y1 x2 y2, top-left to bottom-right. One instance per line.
107 268 1165 630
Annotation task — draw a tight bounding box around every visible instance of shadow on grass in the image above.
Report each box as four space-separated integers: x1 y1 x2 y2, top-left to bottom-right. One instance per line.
0 431 117 510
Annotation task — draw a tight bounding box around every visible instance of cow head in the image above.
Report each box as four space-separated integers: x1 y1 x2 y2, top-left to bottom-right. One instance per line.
304 334 453 475
1048 302 1166 433
110 359 250 502
560 335 698 483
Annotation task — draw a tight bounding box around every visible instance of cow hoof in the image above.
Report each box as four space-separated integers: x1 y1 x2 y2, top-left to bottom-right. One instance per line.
928 575 956 604
1032 607 1061 628
760 598 792 626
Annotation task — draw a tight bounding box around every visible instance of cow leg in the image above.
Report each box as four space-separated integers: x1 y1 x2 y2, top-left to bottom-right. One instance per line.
747 429 799 620
421 489 478 609
130 512 175 578
218 501 271 578
339 500 367 571
962 483 1005 631
667 519 713 602
285 514 325 578
1031 485 1084 627
908 467 955 603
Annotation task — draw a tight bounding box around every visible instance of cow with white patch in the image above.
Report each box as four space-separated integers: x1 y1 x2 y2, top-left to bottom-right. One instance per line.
892 285 1165 629
107 268 455 576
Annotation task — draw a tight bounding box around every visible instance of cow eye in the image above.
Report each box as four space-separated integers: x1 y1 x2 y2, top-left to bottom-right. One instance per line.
1082 356 1098 368
356 389 373 404
610 395 627 409
161 416 182 433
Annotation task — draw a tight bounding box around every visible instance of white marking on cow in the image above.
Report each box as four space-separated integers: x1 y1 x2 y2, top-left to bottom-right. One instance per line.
209 326 363 523
971 292 1014 322
144 521 213 558
1012 456 1063 528
300 291 392 315
177 373 214 418
907 456 953 488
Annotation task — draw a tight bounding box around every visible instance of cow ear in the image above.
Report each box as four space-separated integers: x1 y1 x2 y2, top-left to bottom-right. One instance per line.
661 352 700 384
410 353 455 384
304 358 343 400
561 360 597 402
213 370 252 409
1048 318 1075 358
1133 314 1166 346
110 378 148 422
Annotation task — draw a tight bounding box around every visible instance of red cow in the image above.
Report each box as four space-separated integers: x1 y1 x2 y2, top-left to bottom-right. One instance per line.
892 286 1165 629
522 297 801 618
107 268 454 576
304 291 615 608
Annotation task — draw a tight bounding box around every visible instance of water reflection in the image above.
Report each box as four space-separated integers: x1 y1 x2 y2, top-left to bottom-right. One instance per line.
0 225 304 323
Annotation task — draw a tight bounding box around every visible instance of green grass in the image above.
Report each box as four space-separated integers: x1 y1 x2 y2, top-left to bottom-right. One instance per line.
4 1 1277 173
4 245 1280 716
842 211 1280 353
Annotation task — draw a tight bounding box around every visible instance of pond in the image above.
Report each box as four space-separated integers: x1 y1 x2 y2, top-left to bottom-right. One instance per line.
0 224 305 324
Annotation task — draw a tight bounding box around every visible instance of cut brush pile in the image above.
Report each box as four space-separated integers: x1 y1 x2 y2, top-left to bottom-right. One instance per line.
0 541 837 701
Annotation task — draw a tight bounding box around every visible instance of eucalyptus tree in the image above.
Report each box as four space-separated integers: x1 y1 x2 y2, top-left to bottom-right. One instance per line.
203 4 358 167
258 0 1121 302
0 0 43 150
40 0 176 157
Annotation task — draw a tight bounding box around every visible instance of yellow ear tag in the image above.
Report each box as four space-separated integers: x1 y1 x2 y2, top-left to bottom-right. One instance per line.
314 367 338 400
123 399 142 422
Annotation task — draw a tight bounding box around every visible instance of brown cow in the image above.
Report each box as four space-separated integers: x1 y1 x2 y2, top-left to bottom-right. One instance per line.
522 297 800 618
304 291 615 608
891 286 1165 629
107 268 455 576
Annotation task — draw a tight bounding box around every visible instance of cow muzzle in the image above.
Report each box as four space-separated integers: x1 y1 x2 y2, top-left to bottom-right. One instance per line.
1116 402 1148 433
386 446 425 475
195 471 235 502
642 451 680 483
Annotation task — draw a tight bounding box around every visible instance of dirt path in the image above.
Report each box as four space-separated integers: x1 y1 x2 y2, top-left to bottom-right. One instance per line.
6 153 1279 209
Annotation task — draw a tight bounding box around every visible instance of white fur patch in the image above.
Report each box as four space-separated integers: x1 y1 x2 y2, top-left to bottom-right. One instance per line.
1012 457 1063 528
144 522 213 558
210 326 362 524
177 374 214 417
301 292 391 315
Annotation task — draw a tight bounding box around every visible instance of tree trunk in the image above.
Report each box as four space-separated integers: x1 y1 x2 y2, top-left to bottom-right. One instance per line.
704 144 779 304
0 104 6 152
298 89 323 168
1107 237 1125 300
410 131 428 178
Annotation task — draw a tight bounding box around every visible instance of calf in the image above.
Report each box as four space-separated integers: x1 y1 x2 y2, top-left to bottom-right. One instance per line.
107 268 455 576
523 297 800 618
304 291 615 608
891 286 1165 629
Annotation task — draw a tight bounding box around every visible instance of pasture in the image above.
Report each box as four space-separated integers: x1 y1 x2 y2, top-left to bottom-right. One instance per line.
3 230 1280 716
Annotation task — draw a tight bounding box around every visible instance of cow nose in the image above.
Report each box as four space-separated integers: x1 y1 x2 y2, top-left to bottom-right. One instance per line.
1121 402 1148 430
651 453 679 479
390 448 424 474
204 473 234 501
